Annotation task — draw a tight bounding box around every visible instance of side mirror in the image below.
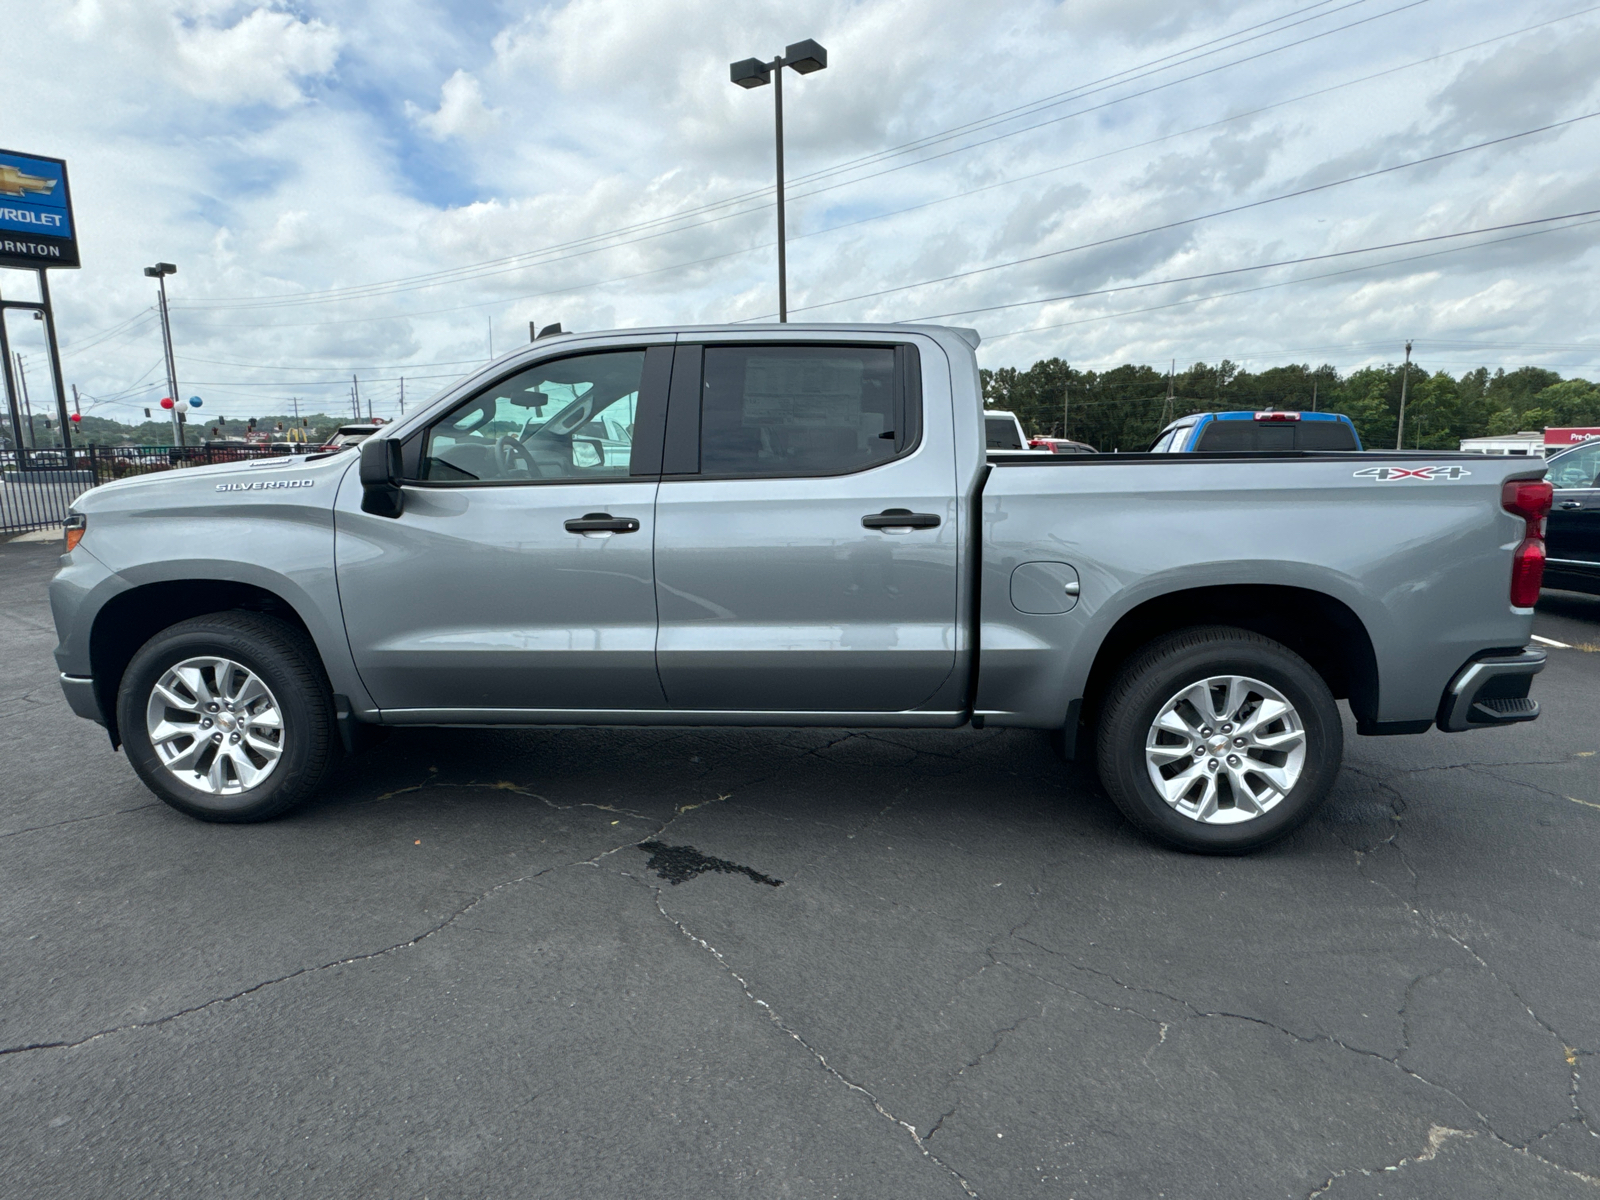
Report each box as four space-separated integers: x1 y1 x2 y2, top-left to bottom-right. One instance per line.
359 437 405 518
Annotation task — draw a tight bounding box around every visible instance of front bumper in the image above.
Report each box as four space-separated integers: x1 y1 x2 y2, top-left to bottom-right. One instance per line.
1437 649 1545 732
59 673 104 725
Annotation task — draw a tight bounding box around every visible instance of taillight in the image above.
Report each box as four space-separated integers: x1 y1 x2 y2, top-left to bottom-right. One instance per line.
64 513 85 552
1502 478 1552 607
1254 411 1301 421
1511 539 1546 608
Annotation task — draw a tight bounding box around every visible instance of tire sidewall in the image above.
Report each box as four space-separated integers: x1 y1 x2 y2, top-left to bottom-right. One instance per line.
1101 636 1342 853
118 619 324 821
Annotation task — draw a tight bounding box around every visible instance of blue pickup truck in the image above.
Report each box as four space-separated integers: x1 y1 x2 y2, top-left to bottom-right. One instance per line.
1150 410 1362 453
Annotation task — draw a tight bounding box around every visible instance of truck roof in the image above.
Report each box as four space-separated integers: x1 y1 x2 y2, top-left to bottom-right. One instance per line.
528 322 982 348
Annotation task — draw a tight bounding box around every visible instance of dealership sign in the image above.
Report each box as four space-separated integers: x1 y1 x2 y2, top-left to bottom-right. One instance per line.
1545 427 1600 448
0 149 79 270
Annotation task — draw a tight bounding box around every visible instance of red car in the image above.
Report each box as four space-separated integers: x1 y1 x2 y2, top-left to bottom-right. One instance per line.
1029 437 1097 454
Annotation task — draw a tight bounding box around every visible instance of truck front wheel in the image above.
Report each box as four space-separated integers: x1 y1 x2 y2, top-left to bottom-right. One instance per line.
1095 626 1342 853
117 612 337 823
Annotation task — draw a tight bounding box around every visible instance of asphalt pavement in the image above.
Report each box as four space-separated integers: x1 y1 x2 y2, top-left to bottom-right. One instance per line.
3 534 1599 1199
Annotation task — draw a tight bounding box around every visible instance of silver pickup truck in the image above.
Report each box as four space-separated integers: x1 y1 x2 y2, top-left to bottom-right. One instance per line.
48 323 1552 852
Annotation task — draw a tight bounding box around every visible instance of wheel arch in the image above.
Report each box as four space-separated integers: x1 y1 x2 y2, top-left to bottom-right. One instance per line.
90 579 321 748
1078 584 1379 733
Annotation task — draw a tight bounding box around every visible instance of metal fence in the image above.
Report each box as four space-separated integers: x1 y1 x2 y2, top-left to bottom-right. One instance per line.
1 444 287 535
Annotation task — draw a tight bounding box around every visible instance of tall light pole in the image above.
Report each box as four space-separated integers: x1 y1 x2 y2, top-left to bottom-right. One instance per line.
144 262 181 446
730 39 828 322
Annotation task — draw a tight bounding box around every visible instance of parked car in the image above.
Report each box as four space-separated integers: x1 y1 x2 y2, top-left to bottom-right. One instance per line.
983 409 1031 450
1029 437 1097 454
1150 410 1362 453
320 423 383 452
51 323 1549 853
1543 440 1600 596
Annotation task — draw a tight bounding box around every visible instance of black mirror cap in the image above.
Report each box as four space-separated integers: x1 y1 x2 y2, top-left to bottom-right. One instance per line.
358 436 402 486
359 438 406 517
730 57 771 88
785 40 827 73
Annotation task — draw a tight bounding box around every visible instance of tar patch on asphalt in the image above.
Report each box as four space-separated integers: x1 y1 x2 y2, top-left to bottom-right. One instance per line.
637 840 782 888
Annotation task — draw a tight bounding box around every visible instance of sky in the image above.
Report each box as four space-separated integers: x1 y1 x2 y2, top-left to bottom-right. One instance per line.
2 0 1599 426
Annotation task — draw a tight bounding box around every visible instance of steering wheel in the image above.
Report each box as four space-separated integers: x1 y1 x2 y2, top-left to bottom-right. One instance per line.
495 435 534 476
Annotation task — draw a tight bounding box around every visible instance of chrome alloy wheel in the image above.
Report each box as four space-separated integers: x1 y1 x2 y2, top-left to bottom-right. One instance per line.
1144 674 1307 825
145 656 285 795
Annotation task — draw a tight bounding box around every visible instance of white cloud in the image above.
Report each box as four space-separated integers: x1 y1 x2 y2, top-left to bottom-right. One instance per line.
406 70 501 140
174 6 343 108
3 0 1599 425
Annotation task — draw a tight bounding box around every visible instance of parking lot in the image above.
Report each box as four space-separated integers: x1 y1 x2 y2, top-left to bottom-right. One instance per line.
2 534 1598 1199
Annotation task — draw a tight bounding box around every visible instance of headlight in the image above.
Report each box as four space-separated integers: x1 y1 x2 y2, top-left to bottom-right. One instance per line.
64 512 86 551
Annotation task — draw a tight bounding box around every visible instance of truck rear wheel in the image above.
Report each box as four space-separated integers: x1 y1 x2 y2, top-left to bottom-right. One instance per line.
1095 626 1342 853
117 612 337 823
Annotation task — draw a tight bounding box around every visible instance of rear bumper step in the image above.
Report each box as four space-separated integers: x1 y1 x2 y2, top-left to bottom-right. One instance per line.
1438 650 1545 732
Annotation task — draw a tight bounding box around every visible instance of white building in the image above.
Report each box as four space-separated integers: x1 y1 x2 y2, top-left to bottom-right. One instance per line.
1458 432 1545 456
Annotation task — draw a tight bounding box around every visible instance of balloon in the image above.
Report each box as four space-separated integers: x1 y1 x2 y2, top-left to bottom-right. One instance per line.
159 397 174 410
70 413 81 422
188 396 203 409
175 398 191 413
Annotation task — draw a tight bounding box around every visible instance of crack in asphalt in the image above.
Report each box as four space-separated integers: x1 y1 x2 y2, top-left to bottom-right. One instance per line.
0 802 161 840
0 773 732 1060
628 868 980 1198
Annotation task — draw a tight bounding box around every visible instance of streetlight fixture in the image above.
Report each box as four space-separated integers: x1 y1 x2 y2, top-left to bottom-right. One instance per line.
143 262 182 446
730 39 827 322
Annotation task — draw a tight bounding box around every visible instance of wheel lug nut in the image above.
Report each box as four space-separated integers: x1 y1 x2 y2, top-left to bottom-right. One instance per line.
1207 758 1219 771
1233 737 1245 748
206 703 218 712
1227 754 1240 766
1221 723 1233 733
213 732 223 743
230 732 241 743
1200 727 1212 736
201 718 212 728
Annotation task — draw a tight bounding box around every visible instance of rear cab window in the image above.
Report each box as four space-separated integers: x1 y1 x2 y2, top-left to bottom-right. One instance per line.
1193 417 1358 452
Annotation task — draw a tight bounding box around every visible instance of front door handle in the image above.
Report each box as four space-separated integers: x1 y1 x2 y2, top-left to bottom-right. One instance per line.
564 512 641 535
862 508 941 530
1558 500 1584 510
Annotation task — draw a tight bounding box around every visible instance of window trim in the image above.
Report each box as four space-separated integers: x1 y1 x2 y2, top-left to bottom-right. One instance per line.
660 340 925 481
400 344 671 488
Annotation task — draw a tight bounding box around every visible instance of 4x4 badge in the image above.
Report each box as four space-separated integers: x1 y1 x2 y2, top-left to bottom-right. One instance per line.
1352 465 1472 482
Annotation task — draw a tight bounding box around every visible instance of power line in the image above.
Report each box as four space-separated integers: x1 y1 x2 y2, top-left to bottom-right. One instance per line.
177 0 1430 313
778 112 1600 320
979 213 1600 341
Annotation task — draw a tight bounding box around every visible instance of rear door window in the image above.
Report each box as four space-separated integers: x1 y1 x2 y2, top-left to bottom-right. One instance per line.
695 345 909 477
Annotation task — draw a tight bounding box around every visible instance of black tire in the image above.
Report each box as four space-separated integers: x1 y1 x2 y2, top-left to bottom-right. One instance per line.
1094 625 1343 853
117 612 337 823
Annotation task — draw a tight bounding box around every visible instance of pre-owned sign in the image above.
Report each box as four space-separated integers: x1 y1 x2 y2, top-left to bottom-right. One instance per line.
0 149 79 270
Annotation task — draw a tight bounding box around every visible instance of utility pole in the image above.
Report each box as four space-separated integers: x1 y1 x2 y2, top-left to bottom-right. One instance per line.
1162 359 1175 427
399 377 405 415
1062 379 1070 439
144 263 181 446
487 317 494 361
15 353 34 447
1311 379 1318 412
1394 340 1413 450
351 374 361 421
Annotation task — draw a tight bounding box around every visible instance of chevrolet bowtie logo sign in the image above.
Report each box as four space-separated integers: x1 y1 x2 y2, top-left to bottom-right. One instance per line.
0 165 56 198
0 148 78 270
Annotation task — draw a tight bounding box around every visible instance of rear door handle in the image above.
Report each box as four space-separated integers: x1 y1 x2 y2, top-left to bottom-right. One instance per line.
1558 500 1584 510
862 508 941 530
564 512 641 534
